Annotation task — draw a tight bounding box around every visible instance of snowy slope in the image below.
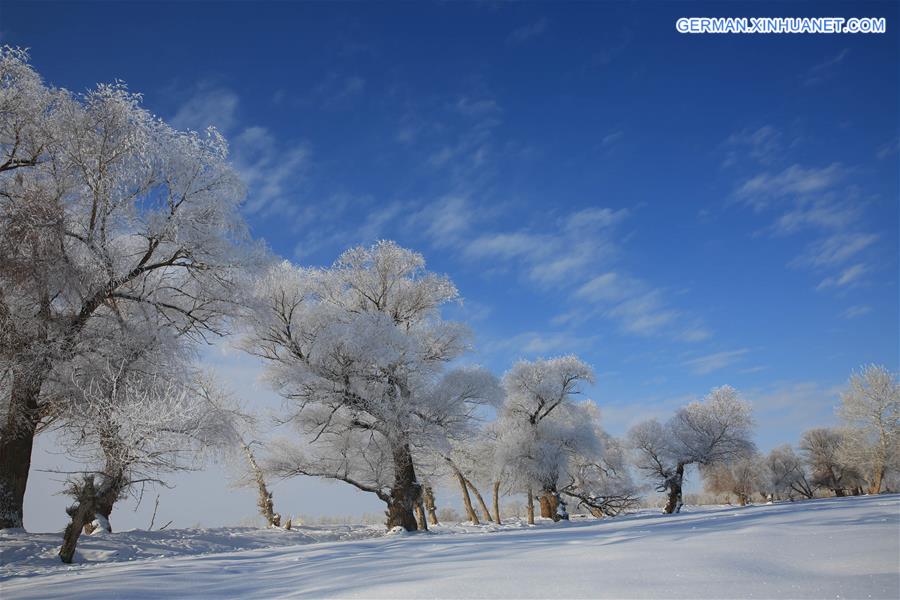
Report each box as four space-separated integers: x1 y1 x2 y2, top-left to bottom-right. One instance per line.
2 495 898 599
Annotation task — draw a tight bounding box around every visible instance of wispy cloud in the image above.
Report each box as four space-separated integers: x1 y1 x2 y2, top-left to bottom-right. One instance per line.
816 263 869 290
683 349 750 375
170 84 311 224
170 86 239 132
601 130 624 148
463 208 627 286
842 305 872 319
455 96 501 117
729 139 879 294
311 72 366 106
723 125 782 167
506 18 548 45
735 163 846 209
876 137 900 160
791 232 878 269
804 48 849 86
482 329 598 357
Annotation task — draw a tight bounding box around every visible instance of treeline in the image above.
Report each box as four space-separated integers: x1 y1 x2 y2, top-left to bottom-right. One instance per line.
1 48 897 565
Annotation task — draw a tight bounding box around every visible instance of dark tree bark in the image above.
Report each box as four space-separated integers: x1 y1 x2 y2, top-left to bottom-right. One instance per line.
526 488 535 525
869 467 884 495
59 477 99 564
539 487 568 522
663 462 685 514
241 442 279 527
0 371 45 529
423 485 439 525
414 497 428 531
385 442 420 531
539 492 552 518
492 481 502 525
89 474 126 533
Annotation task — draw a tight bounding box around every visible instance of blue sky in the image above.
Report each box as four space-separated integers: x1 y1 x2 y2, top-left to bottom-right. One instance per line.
4 1 898 528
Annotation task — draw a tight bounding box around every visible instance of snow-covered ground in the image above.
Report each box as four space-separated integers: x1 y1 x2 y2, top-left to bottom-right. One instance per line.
2 495 898 599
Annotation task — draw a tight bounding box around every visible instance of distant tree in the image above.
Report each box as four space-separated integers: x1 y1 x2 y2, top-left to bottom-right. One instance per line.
838 365 900 494
559 429 640 517
765 445 814 500
799 428 863 497
702 454 765 506
628 386 755 514
244 242 498 531
495 356 596 522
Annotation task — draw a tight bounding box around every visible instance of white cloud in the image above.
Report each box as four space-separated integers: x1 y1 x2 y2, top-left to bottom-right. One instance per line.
408 195 475 248
877 137 900 160
565 207 629 231
804 48 849 86
770 198 861 235
312 72 366 105
575 272 633 303
170 86 239 132
792 232 878 268
608 291 679 336
455 96 501 117
816 263 869 290
482 330 598 357
233 127 311 219
841 305 872 319
683 349 749 375
723 125 781 166
171 85 311 224
736 163 846 209
506 18 548 45
731 155 878 295
601 130 624 147
465 231 542 262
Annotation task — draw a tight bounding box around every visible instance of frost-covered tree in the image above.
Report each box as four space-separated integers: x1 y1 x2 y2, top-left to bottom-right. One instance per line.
559 428 640 517
56 364 242 562
799 427 863 497
702 454 765 506
496 356 596 522
837 365 900 494
244 242 498 531
628 386 755 514
0 47 260 528
765 445 814 500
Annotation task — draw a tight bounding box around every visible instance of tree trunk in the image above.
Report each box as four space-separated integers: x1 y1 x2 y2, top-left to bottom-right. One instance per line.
539 492 552 518
423 486 438 525
869 466 885 495
663 463 685 514
88 477 122 534
385 442 420 531
466 478 494 523
242 442 278 527
526 488 535 525
59 477 98 564
82 463 127 534
455 470 479 524
540 487 568 522
492 481 502 525
0 372 44 529
414 497 428 531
